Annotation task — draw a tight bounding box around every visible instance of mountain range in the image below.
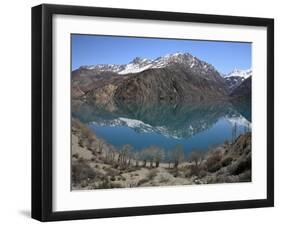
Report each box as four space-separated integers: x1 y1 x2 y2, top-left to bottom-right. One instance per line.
80 52 218 75
72 52 252 105
224 68 252 92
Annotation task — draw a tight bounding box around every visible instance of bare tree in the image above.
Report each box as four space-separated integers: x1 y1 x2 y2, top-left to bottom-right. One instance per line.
232 122 237 143
104 144 116 163
95 139 105 154
140 147 153 167
127 148 134 166
142 146 165 168
188 150 205 166
147 146 155 168
171 144 185 168
153 147 165 168
166 150 172 169
120 144 133 167
134 151 141 167
140 148 148 167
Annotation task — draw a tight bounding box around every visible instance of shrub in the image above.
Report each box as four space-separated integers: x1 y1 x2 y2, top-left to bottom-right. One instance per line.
207 163 221 173
205 151 222 172
81 180 88 188
115 175 126 181
159 175 170 183
198 169 207 178
147 169 158 180
78 140 84 147
173 170 180 178
227 155 251 176
188 151 205 166
233 157 251 175
113 163 119 169
91 156 97 162
95 179 123 189
221 157 233 167
239 170 251 182
95 179 112 189
188 165 200 176
105 167 119 177
112 183 123 188
72 160 96 184
137 178 149 186
110 176 116 181
185 165 206 178
72 153 79 159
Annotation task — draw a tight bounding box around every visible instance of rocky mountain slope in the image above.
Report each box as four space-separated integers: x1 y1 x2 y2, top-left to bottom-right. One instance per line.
230 76 252 98
224 68 252 92
72 52 229 104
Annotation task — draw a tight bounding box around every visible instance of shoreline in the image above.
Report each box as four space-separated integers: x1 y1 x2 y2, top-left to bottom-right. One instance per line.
71 118 251 190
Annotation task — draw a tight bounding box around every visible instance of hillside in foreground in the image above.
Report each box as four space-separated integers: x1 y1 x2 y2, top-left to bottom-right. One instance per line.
71 118 251 190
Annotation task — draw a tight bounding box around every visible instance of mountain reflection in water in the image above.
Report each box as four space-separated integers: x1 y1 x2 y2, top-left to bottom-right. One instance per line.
72 100 251 154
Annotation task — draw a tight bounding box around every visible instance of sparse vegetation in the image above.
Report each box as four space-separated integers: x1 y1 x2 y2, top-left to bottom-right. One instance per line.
147 169 158 180
222 157 233 167
171 144 185 168
71 118 251 190
72 159 96 185
205 151 222 172
117 144 134 168
188 150 205 166
137 178 150 186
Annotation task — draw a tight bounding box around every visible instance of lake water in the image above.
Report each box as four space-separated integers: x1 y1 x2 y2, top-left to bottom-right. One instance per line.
72 100 251 155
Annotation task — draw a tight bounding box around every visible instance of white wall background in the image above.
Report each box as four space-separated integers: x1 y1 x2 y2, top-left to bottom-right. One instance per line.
0 0 279 225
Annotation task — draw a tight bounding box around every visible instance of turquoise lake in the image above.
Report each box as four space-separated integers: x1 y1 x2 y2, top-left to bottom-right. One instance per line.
72 100 251 155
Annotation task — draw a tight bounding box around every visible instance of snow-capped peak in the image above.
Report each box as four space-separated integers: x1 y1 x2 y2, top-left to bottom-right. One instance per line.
225 68 252 79
163 52 184 58
118 57 153 75
130 57 150 64
81 52 216 75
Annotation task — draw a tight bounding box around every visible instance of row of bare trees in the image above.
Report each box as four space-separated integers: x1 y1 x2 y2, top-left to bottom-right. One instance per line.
102 143 190 169
139 145 165 168
100 138 207 169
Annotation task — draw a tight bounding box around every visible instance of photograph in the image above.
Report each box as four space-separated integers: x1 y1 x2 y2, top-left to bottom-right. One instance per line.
71 35 252 190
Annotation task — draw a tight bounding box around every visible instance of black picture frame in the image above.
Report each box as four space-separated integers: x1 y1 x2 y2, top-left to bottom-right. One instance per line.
31 3 274 222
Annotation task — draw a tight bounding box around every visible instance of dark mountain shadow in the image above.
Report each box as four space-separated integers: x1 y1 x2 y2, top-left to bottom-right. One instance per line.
230 98 252 122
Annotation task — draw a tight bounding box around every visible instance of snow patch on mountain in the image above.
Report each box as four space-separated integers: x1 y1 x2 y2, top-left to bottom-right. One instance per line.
225 115 251 128
81 52 217 75
90 117 154 133
90 117 186 139
118 58 153 75
225 68 252 79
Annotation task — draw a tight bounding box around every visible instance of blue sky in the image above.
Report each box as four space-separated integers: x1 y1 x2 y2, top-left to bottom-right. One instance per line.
71 34 251 74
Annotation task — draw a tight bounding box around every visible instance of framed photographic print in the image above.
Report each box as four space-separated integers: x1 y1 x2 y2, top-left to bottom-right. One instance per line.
32 4 274 221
